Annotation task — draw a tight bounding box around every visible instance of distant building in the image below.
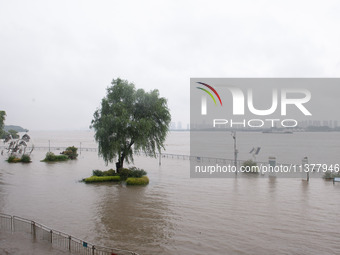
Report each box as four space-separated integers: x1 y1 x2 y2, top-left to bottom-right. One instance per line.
177 121 182 130
313 120 321 127
170 122 176 130
299 120 308 128
334 120 338 128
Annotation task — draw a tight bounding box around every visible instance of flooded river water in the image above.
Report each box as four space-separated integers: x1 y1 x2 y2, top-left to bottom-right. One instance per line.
1 131 340 254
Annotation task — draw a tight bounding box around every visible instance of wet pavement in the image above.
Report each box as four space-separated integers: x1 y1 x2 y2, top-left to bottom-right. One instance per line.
0 231 70 255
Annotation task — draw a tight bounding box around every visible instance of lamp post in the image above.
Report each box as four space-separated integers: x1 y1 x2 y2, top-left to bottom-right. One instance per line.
302 156 309 182
232 131 238 173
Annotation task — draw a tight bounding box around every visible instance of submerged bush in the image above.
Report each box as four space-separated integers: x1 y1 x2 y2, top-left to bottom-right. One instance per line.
7 154 31 163
323 171 340 179
85 167 148 185
241 160 259 173
61 146 78 159
92 169 116 177
126 176 149 185
92 170 104 176
118 167 147 180
118 168 131 180
20 154 31 163
7 155 20 163
42 152 69 162
84 176 121 183
129 167 147 178
45 152 56 161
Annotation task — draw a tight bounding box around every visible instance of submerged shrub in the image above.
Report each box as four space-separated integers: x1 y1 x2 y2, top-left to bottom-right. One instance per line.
7 155 15 163
92 170 104 176
92 169 116 177
84 176 120 183
43 152 69 162
20 154 31 163
7 155 18 163
7 154 31 163
104 169 116 176
118 168 132 180
242 160 259 173
129 167 147 178
45 152 56 161
118 167 147 179
126 176 149 185
323 171 340 179
61 146 78 159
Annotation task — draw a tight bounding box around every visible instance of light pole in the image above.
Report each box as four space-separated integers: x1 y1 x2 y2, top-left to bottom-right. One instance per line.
302 156 309 182
232 131 238 172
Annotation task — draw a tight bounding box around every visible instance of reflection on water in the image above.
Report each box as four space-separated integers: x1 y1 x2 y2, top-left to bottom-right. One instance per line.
94 184 175 254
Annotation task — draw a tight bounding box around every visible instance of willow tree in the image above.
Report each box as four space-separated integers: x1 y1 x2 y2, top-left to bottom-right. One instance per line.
91 78 171 171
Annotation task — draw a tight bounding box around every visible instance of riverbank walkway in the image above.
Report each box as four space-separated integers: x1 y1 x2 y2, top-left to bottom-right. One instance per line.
0 231 68 255
0 214 139 255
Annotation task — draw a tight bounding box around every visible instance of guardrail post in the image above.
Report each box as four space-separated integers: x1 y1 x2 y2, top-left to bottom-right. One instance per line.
92 245 95 255
31 221 36 239
68 236 71 251
50 230 53 243
12 216 15 232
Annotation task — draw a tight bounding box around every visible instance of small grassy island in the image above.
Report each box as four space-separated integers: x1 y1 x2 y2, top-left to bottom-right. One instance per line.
83 167 149 186
42 146 78 162
7 154 31 163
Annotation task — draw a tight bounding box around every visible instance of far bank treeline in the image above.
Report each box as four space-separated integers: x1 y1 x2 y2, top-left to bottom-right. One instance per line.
0 111 28 139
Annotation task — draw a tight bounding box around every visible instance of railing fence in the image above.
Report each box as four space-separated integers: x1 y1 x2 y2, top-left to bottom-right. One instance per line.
0 213 138 255
1 145 296 168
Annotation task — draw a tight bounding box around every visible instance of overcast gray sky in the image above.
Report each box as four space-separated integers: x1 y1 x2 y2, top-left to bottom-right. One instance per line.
1 0 340 130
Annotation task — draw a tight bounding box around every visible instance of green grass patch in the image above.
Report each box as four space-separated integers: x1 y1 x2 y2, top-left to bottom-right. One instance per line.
126 176 149 186
83 176 121 183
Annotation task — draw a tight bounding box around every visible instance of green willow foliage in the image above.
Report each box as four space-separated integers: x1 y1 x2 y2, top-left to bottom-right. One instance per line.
91 78 171 170
0 111 6 137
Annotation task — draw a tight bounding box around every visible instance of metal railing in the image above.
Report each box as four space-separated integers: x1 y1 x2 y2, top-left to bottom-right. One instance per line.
0 213 139 255
0 145 297 167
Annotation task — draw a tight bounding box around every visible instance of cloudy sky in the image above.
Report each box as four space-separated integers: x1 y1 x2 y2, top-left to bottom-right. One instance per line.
1 0 340 130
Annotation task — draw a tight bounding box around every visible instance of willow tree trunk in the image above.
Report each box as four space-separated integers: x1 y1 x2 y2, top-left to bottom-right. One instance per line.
116 154 125 173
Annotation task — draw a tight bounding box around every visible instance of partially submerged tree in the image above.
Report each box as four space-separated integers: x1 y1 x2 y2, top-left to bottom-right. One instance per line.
3 133 33 156
91 78 171 171
0 111 5 138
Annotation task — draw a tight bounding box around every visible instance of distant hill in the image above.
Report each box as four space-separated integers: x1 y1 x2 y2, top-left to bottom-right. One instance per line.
4 125 29 132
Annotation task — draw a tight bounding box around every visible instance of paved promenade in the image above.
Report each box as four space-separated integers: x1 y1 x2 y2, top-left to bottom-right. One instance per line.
0 231 69 255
